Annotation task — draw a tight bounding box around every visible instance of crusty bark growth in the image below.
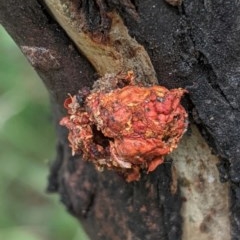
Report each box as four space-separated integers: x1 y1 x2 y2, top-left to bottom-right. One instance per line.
0 0 239 239
60 72 188 182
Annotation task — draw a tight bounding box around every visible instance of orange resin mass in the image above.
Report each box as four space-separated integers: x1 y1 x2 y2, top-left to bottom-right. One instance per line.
60 73 188 182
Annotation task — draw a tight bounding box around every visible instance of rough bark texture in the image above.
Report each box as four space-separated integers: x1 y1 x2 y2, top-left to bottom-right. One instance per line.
0 0 239 239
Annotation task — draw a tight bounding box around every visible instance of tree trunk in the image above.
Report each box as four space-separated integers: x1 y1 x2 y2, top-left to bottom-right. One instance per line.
0 1 239 239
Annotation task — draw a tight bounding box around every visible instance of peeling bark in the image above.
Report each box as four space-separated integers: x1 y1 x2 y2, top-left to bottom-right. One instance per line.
0 0 239 239
43 0 157 83
171 125 230 240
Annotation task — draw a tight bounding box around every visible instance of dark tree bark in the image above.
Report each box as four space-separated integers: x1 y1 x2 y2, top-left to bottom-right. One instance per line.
0 1 239 239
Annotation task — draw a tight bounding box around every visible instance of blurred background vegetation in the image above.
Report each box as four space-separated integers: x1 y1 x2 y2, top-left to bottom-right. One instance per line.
0 26 89 240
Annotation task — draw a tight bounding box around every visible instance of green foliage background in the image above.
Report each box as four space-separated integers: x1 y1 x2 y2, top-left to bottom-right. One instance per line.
0 26 89 240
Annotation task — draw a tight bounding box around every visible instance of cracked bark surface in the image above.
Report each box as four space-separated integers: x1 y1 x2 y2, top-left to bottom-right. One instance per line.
0 0 239 239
